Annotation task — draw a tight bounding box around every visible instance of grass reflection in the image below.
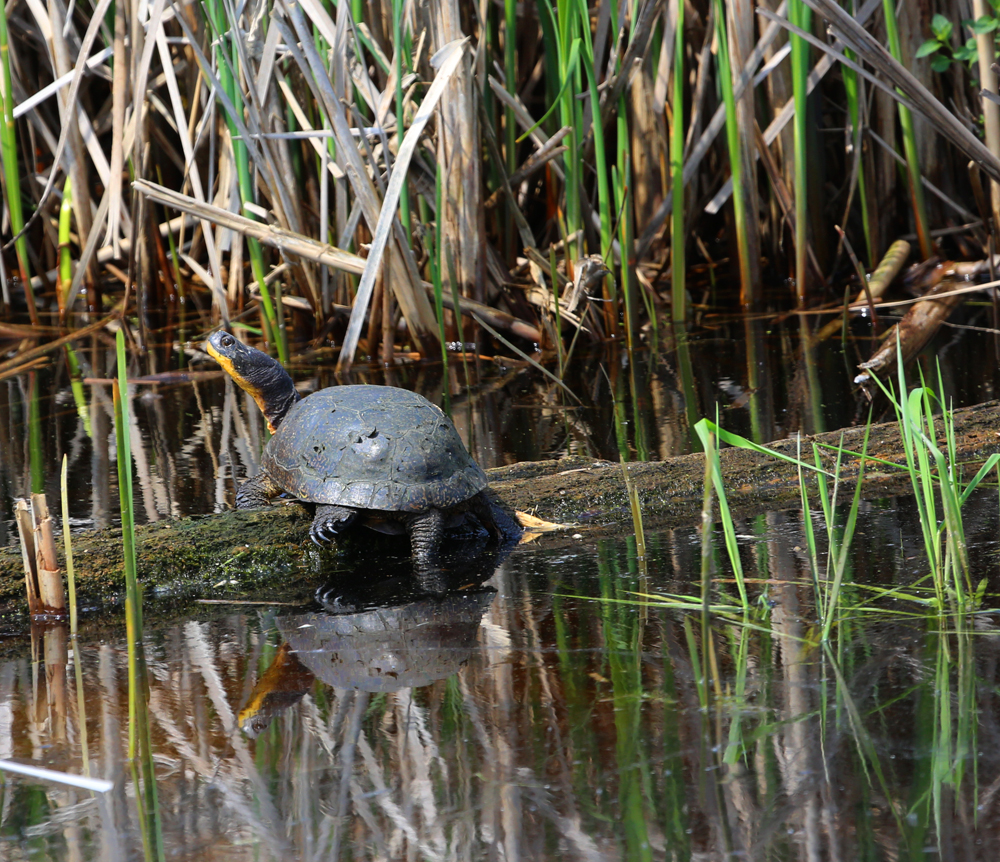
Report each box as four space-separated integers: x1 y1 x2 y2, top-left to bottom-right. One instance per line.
113 329 164 862
3 499 1000 857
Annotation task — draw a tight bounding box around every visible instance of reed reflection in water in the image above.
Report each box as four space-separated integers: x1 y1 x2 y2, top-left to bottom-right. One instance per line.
3 504 1000 859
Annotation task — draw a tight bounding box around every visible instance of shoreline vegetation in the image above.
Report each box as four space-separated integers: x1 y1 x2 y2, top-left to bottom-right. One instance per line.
3 394 999 627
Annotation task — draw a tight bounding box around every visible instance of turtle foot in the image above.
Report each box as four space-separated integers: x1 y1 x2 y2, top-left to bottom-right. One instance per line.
311 505 359 546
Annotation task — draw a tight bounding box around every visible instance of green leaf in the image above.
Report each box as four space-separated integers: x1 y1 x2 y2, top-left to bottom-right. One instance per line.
970 15 999 34
931 54 952 72
975 578 988 607
916 39 942 58
931 13 953 40
515 36 581 144
954 41 978 61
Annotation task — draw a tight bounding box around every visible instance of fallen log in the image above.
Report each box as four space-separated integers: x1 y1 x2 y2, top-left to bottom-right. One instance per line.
2 399 1000 627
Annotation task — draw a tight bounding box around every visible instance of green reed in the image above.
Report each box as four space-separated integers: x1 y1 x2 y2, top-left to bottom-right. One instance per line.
841 43 874 265
504 0 517 180
577 0 614 334
0 0 36 325
621 462 646 560
670 0 686 322
614 154 638 349
881 0 931 258
711 0 754 301
541 0 583 263
869 354 999 610
114 329 165 861
789 0 812 302
796 426 870 642
58 177 73 317
203 0 285 361
698 422 716 623
64 345 91 436
393 0 411 236
113 330 141 753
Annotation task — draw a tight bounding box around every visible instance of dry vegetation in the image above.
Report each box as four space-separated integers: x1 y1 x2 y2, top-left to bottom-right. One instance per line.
1 0 1000 375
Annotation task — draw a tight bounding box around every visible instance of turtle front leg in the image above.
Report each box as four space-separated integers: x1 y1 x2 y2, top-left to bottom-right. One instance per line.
406 508 446 568
311 505 359 546
236 473 283 509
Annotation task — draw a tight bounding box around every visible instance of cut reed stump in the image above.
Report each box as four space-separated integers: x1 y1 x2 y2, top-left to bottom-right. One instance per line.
2 400 1000 627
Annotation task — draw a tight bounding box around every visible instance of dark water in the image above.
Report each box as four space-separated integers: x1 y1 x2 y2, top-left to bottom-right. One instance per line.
2 315 1000 858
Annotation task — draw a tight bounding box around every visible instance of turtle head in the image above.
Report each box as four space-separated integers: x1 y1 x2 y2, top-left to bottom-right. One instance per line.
206 331 300 432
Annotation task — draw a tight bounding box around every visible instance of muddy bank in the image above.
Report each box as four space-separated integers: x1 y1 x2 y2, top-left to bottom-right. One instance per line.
2 400 999 624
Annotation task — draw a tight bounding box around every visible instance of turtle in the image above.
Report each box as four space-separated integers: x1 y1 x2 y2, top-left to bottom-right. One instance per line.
206 331 520 566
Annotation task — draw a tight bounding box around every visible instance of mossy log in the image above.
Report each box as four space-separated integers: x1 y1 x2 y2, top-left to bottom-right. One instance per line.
2 400 1000 626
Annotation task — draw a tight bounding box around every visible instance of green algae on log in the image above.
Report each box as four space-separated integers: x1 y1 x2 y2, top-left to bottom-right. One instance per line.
2 400 1000 624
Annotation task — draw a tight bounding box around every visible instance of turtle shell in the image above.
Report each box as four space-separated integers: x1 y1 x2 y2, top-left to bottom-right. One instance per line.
262 386 488 513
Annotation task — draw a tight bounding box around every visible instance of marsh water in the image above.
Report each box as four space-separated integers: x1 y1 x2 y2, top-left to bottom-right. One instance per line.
4 314 1000 859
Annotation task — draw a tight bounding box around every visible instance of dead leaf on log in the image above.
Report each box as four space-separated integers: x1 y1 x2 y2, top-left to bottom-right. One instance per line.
516 512 573 543
856 279 967 385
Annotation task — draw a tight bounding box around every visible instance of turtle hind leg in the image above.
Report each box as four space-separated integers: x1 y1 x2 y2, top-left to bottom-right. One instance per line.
311 505 359 546
470 490 522 543
235 473 283 509
406 508 446 569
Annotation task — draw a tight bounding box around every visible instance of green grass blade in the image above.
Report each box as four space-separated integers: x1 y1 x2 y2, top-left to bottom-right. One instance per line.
694 418 747 609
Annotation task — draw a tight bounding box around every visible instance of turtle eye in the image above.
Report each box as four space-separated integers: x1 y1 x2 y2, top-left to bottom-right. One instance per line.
221 334 235 348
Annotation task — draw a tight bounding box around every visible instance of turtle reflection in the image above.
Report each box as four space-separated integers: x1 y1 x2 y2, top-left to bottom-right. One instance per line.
239 587 496 737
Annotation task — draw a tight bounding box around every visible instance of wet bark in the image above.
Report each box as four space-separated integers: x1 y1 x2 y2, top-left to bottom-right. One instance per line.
3 399 1000 626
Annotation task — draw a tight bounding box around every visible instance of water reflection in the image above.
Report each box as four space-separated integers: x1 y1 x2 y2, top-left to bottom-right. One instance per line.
1 499 1000 858
240 588 496 736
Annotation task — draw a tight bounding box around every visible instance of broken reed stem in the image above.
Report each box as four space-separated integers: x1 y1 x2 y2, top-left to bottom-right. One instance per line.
13 501 40 616
14 495 67 619
31 494 66 614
